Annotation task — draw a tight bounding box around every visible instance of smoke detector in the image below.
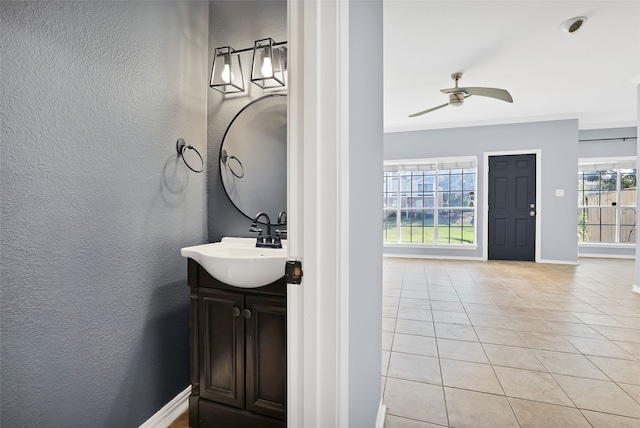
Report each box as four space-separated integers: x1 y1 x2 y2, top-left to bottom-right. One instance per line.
560 16 587 33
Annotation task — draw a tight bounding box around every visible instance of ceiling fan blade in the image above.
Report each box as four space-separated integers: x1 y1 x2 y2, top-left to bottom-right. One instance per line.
408 102 449 117
442 86 513 103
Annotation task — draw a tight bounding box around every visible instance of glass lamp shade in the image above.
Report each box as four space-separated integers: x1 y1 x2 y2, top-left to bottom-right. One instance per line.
251 38 285 89
210 47 244 94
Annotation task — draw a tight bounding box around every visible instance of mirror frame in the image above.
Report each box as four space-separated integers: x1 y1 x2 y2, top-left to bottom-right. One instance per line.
219 93 287 225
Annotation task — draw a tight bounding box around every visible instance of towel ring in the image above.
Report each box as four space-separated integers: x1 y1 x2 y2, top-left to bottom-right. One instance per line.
221 149 245 178
176 138 204 173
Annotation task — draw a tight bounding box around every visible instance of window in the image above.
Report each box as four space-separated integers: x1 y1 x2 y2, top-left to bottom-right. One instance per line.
578 159 636 244
384 158 477 245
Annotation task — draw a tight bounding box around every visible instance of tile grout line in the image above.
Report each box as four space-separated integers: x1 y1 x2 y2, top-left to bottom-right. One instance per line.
426 263 451 428
453 264 522 427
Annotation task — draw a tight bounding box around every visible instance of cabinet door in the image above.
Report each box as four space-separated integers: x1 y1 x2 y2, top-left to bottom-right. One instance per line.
199 289 244 408
245 295 287 420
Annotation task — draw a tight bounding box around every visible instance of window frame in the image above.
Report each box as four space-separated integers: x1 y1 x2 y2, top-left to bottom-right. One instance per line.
578 156 637 247
384 157 478 247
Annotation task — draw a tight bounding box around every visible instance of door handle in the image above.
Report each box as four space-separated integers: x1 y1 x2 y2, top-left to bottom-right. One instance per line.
530 203 535 209
242 309 252 319
232 307 241 317
529 211 536 217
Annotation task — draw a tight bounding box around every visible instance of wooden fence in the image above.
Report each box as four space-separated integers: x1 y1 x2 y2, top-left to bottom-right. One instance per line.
584 189 636 243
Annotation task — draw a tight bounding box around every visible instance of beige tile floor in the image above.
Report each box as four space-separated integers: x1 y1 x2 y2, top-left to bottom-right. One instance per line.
171 258 639 427
382 257 640 428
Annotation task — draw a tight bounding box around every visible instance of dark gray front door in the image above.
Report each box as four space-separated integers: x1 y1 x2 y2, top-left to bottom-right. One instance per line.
488 154 536 261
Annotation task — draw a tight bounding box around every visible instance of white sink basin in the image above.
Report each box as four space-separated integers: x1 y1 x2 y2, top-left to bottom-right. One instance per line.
181 237 287 288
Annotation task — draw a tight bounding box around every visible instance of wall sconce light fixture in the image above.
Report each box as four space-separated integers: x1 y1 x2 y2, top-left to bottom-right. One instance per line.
210 46 244 94
251 38 286 89
210 39 287 94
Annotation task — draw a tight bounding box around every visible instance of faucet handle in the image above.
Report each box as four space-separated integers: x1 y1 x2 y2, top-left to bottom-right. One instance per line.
272 230 284 248
249 221 262 235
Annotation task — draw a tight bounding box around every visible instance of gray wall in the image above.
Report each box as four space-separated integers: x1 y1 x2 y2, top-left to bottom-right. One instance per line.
207 1 287 242
580 245 635 258
636 84 640 287
578 126 637 258
1 2 208 427
349 1 384 426
579 127 637 159
384 120 579 263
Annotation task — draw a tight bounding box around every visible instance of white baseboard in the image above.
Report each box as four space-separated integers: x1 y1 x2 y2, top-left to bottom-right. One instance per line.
633 285 640 295
375 399 387 428
139 386 190 428
537 259 579 265
578 253 635 259
383 253 484 261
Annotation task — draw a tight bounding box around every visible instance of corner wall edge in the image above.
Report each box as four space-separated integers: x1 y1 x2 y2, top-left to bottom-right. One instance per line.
375 400 387 428
138 386 190 428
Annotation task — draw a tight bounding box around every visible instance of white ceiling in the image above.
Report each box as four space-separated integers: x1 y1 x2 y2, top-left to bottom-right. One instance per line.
384 0 640 133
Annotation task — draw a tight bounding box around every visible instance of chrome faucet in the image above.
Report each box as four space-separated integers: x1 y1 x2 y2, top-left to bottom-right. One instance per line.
250 212 282 248
277 210 287 224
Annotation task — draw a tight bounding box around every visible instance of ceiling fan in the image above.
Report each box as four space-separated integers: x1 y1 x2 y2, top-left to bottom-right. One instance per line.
409 72 513 117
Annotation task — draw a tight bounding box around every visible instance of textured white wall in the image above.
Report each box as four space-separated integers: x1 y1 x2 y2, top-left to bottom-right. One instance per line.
0 2 208 426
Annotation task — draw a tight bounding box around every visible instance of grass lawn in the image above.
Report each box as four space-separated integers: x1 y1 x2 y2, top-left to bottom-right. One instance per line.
384 218 474 244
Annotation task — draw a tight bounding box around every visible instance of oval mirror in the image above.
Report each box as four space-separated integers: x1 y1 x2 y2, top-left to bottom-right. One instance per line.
220 94 287 224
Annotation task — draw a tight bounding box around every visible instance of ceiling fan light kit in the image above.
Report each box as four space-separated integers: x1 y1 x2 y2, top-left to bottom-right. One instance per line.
560 16 587 33
449 92 465 106
409 72 513 117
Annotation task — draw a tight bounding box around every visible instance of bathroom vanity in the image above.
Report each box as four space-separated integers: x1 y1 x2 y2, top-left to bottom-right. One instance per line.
186 258 286 427
183 92 289 427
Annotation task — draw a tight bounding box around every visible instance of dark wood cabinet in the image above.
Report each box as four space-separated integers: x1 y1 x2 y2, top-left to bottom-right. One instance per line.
187 259 286 428
198 289 244 407
245 295 287 420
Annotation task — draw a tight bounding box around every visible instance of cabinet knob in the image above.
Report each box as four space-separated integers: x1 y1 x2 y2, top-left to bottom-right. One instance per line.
242 309 252 319
232 307 241 317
